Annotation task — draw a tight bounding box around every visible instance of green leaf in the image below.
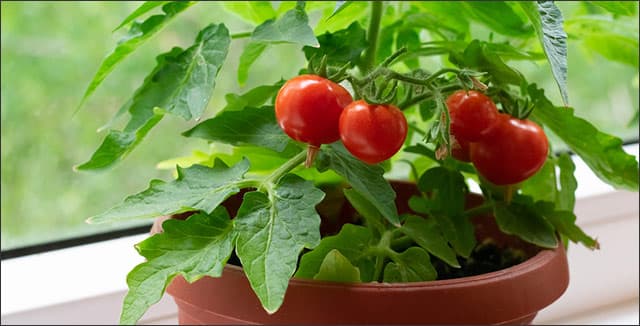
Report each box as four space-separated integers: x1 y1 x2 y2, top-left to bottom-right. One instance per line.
252 6 319 47
329 1 353 19
296 223 375 281
314 1 369 34
396 27 420 69
87 158 249 224
588 1 638 16
584 34 639 68
238 42 269 86
519 1 569 105
557 153 577 211
402 215 460 268
313 249 361 283
418 166 468 216
112 1 169 32
449 40 525 86
537 206 599 249
493 198 558 249
75 108 164 171
222 1 276 25
303 22 367 69
183 106 290 152
76 2 194 112
235 174 324 313
462 2 534 37
120 208 235 325
383 247 437 282
222 81 284 112
529 84 639 191
520 159 557 203
316 143 400 226
77 23 231 170
343 188 386 233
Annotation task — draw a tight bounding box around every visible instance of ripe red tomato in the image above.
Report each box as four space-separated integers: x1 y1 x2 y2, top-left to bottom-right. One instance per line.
275 74 353 147
446 90 499 142
339 100 408 164
470 114 549 185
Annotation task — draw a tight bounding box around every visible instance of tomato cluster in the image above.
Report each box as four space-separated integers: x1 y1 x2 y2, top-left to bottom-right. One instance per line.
276 75 407 165
446 90 549 186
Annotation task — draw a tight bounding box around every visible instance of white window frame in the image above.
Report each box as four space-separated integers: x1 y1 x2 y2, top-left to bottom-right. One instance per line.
2 144 638 325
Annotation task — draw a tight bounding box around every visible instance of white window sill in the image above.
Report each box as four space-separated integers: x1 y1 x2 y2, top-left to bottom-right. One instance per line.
2 144 638 325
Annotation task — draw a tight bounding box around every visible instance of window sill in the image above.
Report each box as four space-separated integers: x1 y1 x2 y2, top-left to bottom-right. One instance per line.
2 144 638 325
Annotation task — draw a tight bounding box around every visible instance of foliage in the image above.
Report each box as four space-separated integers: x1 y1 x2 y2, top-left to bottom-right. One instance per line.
73 1 638 324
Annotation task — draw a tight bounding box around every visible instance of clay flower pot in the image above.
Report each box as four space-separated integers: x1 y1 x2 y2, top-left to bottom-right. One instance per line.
156 182 569 325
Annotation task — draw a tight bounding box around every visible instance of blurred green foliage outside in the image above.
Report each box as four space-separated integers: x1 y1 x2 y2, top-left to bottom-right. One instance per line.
1 1 637 250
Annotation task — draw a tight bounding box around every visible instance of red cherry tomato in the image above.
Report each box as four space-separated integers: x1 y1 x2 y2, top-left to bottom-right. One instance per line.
470 114 549 185
446 90 499 142
339 100 408 164
451 135 471 162
275 74 353 146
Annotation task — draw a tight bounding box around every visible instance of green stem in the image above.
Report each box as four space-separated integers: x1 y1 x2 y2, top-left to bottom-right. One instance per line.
371 230 393 281
363 1 383 73
398 84 461 110
231 31 252 39
391 235 414 251
261 150 307 188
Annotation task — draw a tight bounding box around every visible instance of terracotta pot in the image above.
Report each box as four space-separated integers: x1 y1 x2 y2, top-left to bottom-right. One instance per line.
159 181 569 325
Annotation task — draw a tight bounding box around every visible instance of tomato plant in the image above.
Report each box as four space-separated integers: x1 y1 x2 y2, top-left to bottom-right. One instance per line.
446 90 499 142
339 100 408 164
470 114 549 185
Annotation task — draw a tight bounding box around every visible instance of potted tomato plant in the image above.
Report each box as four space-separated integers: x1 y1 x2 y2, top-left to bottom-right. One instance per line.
75 1 639 325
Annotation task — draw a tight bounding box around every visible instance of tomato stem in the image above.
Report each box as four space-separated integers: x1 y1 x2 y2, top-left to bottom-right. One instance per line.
362 1 383 73
305 144 320 168
262 149 307 187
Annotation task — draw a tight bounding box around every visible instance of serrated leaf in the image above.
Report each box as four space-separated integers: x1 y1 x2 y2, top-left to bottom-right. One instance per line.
316 143 400 226
252 6 319 47
519 1 569 105
529 84 639 191
87 158 249 223
383 247 437 282
222 1 276 25
557 153 577 211
303 22 367 68
78 23 231 170
494 198 558 249
313 249 361 283
238 42 269 85
76 2 194 112
402 215 459 268
183 106 291 152
113 1 169 32
537 206 599 249
120 208 235 325
296 223 375 281
234 174 324 313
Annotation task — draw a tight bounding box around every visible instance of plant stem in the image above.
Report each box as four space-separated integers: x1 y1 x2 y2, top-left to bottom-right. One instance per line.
231 31 252 39
390 235 415 251
362 1 383 73
261 150 307 188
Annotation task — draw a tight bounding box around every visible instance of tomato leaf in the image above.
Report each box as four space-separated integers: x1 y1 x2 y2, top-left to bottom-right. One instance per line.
535 203 599 250
316 143 400 226
222 1 276 25
343 188 386 233
418 166 468 217
493 197 558 249
86 158 249 224
303 21 367 69
329 1 352 19
401 215 460 268
252 5 319 47
449 40 524 86
557 153 578 211
296 223 375 281
120 208 235 325
234 174 324 313
520 159 558 204
183 106 291 153
222 81 283 112
313 249 362 283
238 42 269 86
77 23 230 171
529 84 639 191
462 2 534 37
587 1 638 16
519 1 569 105
112 1 169 32
76 2 194 112
383 247 437 282
314 1 368 34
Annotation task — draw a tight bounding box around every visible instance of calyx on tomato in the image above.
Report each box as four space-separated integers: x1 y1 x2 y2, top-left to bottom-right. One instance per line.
470 113 549 185
339 100 408 164
275 74 353 167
